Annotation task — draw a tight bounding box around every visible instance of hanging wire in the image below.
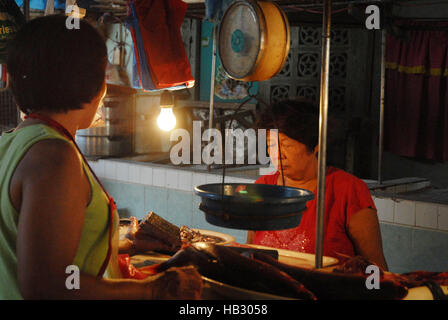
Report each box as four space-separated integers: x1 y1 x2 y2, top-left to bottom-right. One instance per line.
277 125 286 187
246 94 286 187
220 83 255 204
219 85 286 211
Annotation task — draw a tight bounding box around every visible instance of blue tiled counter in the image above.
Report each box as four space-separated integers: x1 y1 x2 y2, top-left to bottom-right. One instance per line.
380 223 448 273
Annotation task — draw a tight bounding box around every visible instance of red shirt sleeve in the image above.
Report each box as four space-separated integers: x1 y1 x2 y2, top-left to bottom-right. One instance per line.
343 174 377 228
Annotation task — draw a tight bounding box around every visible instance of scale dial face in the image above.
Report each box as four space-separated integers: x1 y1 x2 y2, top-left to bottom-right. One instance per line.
218 2 262 80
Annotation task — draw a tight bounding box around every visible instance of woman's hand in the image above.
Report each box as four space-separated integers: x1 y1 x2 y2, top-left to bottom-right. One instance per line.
142 266 203 300
119 217 177 254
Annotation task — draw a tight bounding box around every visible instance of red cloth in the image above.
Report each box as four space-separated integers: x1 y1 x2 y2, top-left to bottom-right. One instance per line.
118 254 159 279
384 23 448 161
133 0 194 89
252 167 376 259
118 254 148 280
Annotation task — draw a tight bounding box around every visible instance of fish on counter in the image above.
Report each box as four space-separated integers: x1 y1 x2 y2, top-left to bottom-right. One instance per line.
179 226 225 244
251 252 409 300
134 211 182 252
333 255 448 290
138 242 316 300
132 242 433 300
119 213 181 254
132 241 417 300
121 212 235 255
122 213 447 300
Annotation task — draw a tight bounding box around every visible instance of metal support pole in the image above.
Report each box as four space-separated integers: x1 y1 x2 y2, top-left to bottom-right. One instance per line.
378 29 386 185
315 0 332 269
23 0 30 22
207 24 217 172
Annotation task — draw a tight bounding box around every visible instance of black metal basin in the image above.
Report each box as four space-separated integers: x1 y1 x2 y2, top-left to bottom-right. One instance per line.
194 183 314 230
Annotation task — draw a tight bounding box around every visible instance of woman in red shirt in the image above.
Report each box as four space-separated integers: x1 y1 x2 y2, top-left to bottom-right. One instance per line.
247 99 388 270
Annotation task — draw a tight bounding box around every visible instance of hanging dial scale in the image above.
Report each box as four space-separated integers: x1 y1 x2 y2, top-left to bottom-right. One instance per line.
218 0 290 82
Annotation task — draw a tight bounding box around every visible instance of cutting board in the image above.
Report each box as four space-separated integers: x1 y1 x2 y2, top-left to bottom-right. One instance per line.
246 244 339 269
403 285 448 300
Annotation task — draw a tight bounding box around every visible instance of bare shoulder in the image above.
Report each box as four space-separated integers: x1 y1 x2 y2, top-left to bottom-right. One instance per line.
21 138 82 176
16 137 90 211
10 138 86 212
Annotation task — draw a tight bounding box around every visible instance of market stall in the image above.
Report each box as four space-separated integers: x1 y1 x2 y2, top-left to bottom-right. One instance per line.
0 0 447 302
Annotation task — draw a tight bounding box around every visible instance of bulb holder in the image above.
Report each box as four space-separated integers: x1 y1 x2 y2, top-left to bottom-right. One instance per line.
160 91 174 108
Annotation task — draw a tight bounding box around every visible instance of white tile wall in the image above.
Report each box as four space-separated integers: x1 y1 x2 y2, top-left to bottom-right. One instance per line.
206 174 221 184
89 160 105 178
224 176 240 184
374 197 395 222
166 170 179 189
239 178 256 184
139 166 153 186
116 162 129 182
152 168 166 187
415 202 438 229
394 200 416 226
178 171 193 192
192 173 207 188
97 160 106 178
104 161 117 180
128 164 141 184
438 205 448 231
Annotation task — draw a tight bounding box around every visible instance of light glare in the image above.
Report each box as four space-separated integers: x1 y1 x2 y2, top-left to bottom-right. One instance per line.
157 107 176 131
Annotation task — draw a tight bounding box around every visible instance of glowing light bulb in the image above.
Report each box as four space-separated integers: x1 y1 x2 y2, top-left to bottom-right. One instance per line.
157 107 176 131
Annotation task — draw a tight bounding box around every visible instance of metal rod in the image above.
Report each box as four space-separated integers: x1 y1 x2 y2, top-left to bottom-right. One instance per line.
207 24 217 172
315 0 332 269
23 0 30 21
378 29 386 185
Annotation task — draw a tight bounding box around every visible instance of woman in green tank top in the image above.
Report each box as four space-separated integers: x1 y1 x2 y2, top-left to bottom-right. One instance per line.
0 15 202 300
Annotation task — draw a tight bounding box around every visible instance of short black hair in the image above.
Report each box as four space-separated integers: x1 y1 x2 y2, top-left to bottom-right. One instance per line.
255 98 320 153
6 14 107 114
